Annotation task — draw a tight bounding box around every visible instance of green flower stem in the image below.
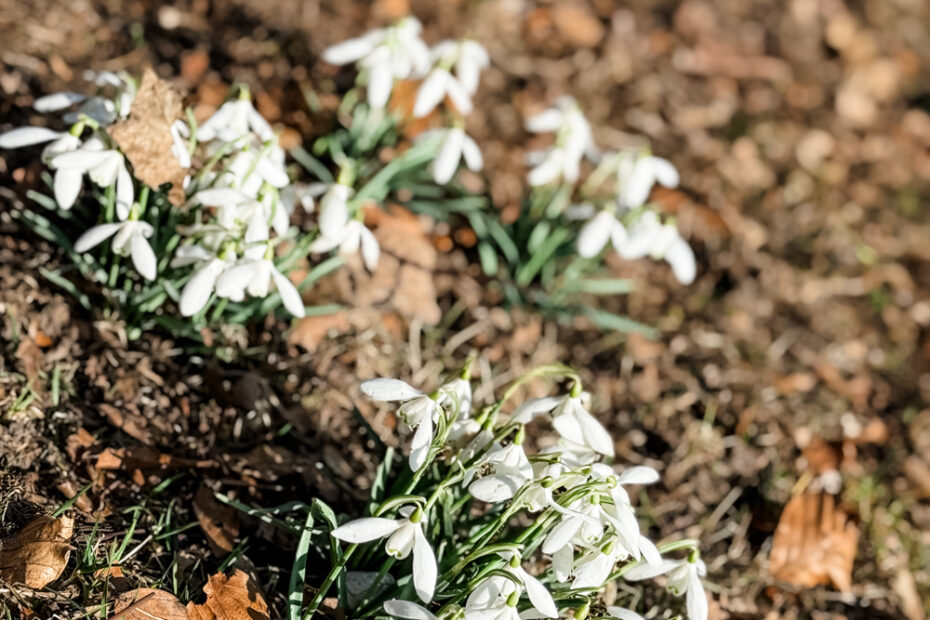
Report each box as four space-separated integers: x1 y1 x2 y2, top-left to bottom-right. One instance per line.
302 543 359 619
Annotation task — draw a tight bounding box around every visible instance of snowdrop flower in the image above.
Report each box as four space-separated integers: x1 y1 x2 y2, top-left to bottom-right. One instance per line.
214 218 305 318
172 245 236 317
382 599 438 620
513 391 614 458
309 184 380 271
571 538 628 590
220 145 290 197
437 39 490 95
620 211 696 285
438 377 472 418
331 505 437 603
323 18 431 109
541 497 607 557
74 210 156 281
414 65 471 118
196 94 275 143
465 574 553 620
615 151 679 209
420 127 483 185
361 379 443 471
625 557 708 620
498 553 558 618
525 97 595 186
50 136 134 212
0 126 68 149
467 442 533 503
0 127 89 210
576 209 628 259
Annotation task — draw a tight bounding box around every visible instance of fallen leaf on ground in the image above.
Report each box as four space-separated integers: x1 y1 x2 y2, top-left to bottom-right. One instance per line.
769 493 858 592
108 68 186 205
95 447 216 472
193 487 239 556
108 588 187 620
99 403 153 444
0 515 74 589
186 569 270 620
288 311 350 352
15 337 44 398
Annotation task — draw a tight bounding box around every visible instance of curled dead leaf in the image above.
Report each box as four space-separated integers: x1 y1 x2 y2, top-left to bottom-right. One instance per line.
193 487 239 556
186 569 270 620
0 515 74 589
769 493 858 593
288 311 350 352
108 588 187 620
108 68 187 205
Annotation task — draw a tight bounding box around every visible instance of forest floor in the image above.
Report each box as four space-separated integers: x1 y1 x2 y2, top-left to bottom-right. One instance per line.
1 0 929 618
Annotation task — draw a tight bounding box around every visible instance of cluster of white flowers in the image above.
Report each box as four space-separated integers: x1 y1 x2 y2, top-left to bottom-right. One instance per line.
321 368 709 620
322 18 487 187
526 100 697 285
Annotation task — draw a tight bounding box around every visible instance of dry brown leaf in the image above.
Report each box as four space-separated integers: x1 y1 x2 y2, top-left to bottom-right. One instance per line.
99 403 153 445
15 337 44 398
769 493 858 593
192 487 239 556
288 311 350 352
186 570 270 620
0 515 74 589
95 447 216 472
108 588 187 620
108 68 186 205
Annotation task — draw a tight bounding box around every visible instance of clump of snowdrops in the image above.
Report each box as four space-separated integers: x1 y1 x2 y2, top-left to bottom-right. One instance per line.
1 15 697 343
296 363 708 620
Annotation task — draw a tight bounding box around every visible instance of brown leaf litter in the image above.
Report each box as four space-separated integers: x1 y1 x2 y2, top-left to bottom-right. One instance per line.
0 515 74 589
192 487 240 556
186 569 270 620
107 68 187 205
769 493 858 593
108 588 187 620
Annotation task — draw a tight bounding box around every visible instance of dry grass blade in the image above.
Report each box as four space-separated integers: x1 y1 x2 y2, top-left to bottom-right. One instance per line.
107 588 187 620
0 515 74 589
769 493 858 593
186 569 270 620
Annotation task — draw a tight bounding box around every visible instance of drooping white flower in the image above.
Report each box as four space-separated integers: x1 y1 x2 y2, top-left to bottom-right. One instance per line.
73 213 156 281
513 392 614 458
541 497 607 557
50 136 134 213
467 442 533 503
572 537 628 590
361 378 442 471
33 92 87 113
382 599 439 620
498 553 558 618
577 209 629 259
615 151 679 209
624 557 708 620
606 607 646 620
0 126 66 149
331 505 437 604
172 245 237 317
619 210 696 285
465 574 554 620
413 67 472 118
309 184 380 271
196 96 275 143
323 18 431 109
213 218 305 318
420 127 483 185
525 97 595 186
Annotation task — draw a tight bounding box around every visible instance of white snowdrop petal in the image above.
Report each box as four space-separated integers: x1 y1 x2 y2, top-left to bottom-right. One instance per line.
413 69 449 118
577 212 614 258
624 159 656 208
257 156 289 188
309 235 341 254
323 36 379 65
215 263 258 300
520 569 558 618
359 226 380 271
360 379 423 401
455 56 481 95
461 135 483 172
666 236 696 285
541 517 582 555
53 168 83 210
0 126 63 148
412 527 437 603
649 157 679 188
551 413 586 447
573 407 614 456
468 474 520 503
609 220 629 253
271 267 305 318
617 466 660 486
551 544 573 582
34 92 86 112
130 233 157 281
525 109 563 133
367 57 394 108
194 188 248 206
247 107 275 141
116 163 134 221
445 77 473 115
623 560 678 581
51 149 111 171
432 129 465 185
606 607 645 620
528 150 563 187
331 518 402 543
511 396 562 424
686 571 709 620
409 415 433 472
180 261 223 317
382 599 439 620
573 554 613 590
74 222 122 252
638 536 663 566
